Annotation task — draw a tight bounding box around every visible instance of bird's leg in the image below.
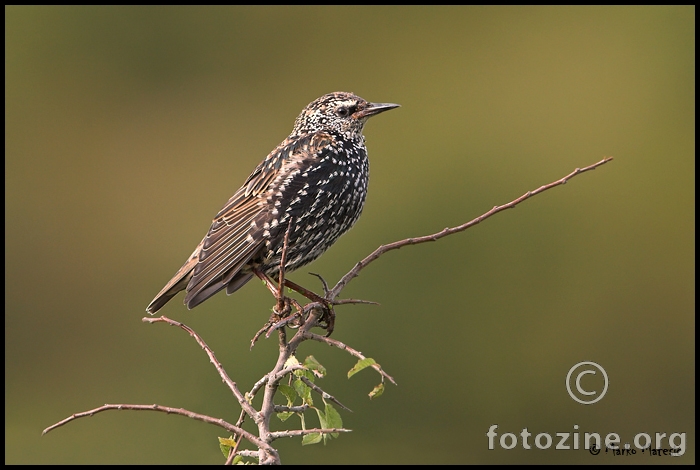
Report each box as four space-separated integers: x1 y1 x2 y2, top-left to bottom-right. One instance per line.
254 268 335 335
253 268 290 320
282 278 335 336
254 218 339 335
252 220 298 341
251 268 292 348
254 268 280 297
281 278 327 305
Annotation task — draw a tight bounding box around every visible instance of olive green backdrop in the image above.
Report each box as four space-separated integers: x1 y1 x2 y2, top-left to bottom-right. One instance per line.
6 6 694 464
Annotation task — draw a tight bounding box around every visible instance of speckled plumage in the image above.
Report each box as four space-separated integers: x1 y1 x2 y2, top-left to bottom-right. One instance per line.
146 92 399 314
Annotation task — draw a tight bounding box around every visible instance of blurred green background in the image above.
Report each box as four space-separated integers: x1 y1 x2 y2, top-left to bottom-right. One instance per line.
6 6 694 464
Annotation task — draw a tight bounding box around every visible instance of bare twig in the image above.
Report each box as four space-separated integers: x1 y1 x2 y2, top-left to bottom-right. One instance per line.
248 375 269 398
141 316 260 424
272 364 306 383
332 298 380 306
42 403 274 455
224 432 245 465
308 272 331 295
298 375 352 412
269 428 352 440
276 218 295 313
235 450 261 458
305 332 397 385
274 404 309 413
328 157 614 299
309 273 379 306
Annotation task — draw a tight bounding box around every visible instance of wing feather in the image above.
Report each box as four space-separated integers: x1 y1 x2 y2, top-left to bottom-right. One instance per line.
183 132 334 309
147 131 336 313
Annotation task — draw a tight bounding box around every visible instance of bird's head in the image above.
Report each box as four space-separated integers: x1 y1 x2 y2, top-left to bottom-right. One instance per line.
291 92 399 139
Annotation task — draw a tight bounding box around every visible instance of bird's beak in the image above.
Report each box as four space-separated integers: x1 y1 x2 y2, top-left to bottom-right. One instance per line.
355 102 401 119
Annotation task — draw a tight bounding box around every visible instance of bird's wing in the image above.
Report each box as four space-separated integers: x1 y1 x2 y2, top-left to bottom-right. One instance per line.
183 132 334 309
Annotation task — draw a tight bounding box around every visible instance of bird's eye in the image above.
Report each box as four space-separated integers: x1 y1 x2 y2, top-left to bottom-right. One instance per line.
336 106 349 117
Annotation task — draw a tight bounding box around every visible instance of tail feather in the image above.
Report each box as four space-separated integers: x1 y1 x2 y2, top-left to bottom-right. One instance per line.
145 240 202 314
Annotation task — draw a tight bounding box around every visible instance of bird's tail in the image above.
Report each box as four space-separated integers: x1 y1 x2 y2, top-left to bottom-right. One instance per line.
145 239 203 314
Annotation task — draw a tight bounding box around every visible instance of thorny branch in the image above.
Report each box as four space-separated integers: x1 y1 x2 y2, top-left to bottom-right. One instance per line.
41 403 275 456
141 315 260 424
43 157 612 464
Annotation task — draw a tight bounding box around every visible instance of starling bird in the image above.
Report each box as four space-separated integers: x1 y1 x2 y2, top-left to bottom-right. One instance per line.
146 92 399 314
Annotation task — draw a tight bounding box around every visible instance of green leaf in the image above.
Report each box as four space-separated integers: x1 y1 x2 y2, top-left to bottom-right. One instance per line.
314 406 333 445
324 402 342 439
218 436 236 458
278 383 297 405
348 358 376 379
284 355 300 369
304 355 327 378
293 365 316 383
302 432 322 446
303 369 317 383
293 377 313 406
369 383 385 399
315 406 328 429
276 411 294 422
